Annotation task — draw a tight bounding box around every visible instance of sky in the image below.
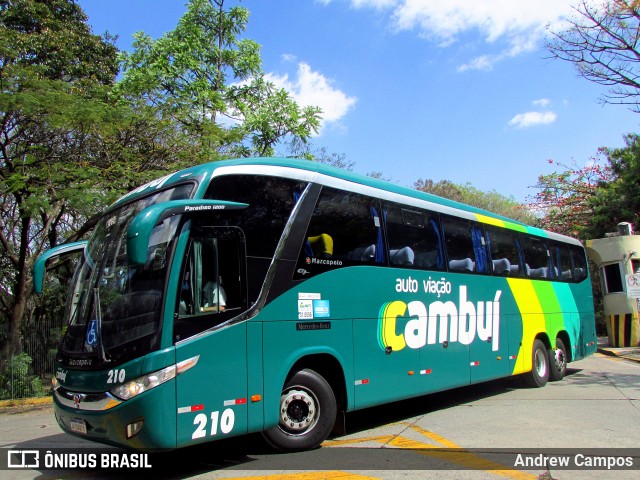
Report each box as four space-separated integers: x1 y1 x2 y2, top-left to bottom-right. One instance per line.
76 0 640 202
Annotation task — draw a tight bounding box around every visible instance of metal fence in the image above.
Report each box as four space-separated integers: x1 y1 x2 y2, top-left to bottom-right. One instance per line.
1 314 61 401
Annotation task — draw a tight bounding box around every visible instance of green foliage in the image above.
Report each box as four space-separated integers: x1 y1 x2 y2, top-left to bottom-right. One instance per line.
0 0 118 83
0 353 47 400
0 0 326 369
117 0 320 158
0 0 185 365
414 179 536 224
587 134 640 237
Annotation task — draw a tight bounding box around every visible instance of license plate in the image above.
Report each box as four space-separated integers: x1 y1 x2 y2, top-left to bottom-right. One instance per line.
70 418 87 434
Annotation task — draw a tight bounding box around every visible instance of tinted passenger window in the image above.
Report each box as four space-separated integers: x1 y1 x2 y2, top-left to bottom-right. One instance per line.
297 188 383 275
485 227 522 276
522 237 551 279
570 246 588 283
441 217 489 274
383 202 444 270
205 175 307 302
550 242 573 281
206 175 307 258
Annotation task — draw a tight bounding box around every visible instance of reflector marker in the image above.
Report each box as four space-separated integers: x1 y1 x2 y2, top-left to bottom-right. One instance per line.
355 379 369 386
176 355 200 374
420 369 432 375
509 355 517 360
470 361 480 367
223 398 247 406
178 404 204 414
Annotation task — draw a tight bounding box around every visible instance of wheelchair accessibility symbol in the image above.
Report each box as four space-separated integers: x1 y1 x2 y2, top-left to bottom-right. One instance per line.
85 319 98 347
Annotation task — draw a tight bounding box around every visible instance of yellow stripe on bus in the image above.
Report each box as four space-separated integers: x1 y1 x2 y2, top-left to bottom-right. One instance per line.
475 214 528 233
506 278 545 375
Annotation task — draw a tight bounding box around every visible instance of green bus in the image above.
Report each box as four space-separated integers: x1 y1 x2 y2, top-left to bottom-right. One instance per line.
34 158 596 451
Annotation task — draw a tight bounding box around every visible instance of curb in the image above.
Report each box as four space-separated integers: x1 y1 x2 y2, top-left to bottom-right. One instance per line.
0 396 52 410
597 347 640 364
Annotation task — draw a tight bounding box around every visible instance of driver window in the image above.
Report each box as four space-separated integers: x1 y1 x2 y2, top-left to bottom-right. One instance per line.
174 227 247 343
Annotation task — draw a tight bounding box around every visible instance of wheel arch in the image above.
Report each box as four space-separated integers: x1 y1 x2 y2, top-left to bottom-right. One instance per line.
534 331 551 351
555 330 572 362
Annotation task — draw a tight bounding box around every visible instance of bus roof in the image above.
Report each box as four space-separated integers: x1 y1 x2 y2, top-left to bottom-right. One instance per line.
111 157 581 246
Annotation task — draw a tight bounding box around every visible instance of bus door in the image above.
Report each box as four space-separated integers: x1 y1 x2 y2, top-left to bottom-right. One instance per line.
172 226 250 447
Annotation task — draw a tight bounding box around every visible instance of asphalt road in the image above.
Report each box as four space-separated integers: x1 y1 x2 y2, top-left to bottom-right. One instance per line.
1 352 639 479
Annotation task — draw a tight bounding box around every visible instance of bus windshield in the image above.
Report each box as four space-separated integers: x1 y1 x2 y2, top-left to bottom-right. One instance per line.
58 183 194 369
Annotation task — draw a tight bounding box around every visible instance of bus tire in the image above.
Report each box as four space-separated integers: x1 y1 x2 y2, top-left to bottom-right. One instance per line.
262 368 337 452
522 339 549 388
548 338 567 382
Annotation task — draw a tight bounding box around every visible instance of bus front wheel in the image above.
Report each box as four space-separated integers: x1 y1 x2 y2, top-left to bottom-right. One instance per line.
262 368 337 452
522 339 549 388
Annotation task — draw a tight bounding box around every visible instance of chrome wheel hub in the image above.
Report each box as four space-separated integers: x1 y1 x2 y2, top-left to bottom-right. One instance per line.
279 388 319 434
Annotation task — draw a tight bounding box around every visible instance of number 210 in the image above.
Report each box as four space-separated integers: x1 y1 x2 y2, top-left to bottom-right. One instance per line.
192 409 235 439
107 368 125 384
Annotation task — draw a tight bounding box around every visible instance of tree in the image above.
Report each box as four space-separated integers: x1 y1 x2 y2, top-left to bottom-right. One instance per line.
0 1 190 366
588 134 640 236
527 134 640 239
287 137 355 170
0 0 118 82
414 179 537 224
547 0 640 111
526 155 614 237
117 0 321 158
0 0 121 364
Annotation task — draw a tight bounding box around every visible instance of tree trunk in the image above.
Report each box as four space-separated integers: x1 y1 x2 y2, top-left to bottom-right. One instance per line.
0 280 27 369
0 213 31 369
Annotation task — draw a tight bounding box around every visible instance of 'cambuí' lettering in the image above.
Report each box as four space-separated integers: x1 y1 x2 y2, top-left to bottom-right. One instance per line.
377 286 502 352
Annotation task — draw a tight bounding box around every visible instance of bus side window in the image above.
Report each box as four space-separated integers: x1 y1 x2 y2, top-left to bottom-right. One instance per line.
441 217 489 274
301 188 384 265
570 245 589 283
205 175 307 305
485 226 521 276
174 227 247 343
383 202 444 271
522 236 552 279
551 242 573 281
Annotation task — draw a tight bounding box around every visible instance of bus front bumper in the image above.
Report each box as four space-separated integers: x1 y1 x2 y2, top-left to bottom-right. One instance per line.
53 384 177 450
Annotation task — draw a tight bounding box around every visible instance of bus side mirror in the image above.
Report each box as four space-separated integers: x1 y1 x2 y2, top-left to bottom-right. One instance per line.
33 241 88 294
126 199 249 266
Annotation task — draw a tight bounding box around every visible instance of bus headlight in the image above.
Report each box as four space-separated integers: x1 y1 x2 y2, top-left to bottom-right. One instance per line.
110 355 199 401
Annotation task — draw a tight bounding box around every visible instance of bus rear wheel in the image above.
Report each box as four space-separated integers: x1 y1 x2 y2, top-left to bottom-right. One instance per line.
262 368 337 452
522 339 549 388
548 338 568 382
